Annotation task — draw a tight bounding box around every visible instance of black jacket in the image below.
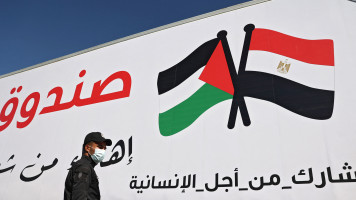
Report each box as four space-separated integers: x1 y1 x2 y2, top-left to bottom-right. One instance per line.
64 156 100 200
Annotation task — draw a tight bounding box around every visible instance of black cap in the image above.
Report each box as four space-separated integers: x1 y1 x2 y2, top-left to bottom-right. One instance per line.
83 132 112 146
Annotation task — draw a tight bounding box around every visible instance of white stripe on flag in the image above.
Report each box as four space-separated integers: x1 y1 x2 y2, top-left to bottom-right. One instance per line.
246 51 334 91
159 68 205 113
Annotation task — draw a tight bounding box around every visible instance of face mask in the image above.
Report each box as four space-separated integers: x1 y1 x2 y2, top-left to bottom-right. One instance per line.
89 146 106 164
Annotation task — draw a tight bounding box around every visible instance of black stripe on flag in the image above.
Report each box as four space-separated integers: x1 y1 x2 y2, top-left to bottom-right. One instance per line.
238 71 334 120
157 38 220 95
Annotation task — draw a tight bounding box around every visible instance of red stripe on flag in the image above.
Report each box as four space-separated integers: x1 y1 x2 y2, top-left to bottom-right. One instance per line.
249 28 334 66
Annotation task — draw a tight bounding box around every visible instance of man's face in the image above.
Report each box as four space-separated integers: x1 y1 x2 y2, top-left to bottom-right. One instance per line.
87 141 107 155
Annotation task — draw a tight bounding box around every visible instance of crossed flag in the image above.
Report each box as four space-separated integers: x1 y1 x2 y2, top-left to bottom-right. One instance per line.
157 24 334 136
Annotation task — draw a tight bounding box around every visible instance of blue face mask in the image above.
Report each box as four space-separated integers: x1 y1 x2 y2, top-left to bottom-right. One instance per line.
89 146 106 164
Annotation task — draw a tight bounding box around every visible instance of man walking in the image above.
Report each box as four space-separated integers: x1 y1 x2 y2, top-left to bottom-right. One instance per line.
64 132 112 200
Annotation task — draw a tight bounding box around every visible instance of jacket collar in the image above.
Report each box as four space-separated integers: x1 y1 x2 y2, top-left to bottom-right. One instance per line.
82 155 97 168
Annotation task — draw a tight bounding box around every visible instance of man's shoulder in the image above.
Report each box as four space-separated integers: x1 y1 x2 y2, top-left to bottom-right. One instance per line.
71 157 93 173
74 164 91 174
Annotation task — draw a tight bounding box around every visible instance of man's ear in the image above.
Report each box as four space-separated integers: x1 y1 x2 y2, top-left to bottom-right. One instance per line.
84 143 90 153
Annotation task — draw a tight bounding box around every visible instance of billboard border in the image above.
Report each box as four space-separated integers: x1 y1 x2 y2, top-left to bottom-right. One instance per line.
0 0 271 79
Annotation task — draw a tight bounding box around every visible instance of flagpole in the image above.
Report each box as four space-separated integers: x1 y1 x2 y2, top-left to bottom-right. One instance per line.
234 24 255 128
238 24 255 73
217 30 251 129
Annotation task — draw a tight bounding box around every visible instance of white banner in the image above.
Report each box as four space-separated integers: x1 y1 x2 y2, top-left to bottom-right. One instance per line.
0 0 356 199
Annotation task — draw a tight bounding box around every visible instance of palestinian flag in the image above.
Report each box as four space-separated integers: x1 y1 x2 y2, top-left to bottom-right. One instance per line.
157 32 235 136
238 24 335 120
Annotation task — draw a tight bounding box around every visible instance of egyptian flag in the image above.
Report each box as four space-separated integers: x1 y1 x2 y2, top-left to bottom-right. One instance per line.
157 33 234 136
238 25 335 120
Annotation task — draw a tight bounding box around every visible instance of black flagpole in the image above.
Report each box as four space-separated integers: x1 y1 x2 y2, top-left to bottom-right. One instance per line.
216 31 240 129
217 24 255 129
235 24 255 127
